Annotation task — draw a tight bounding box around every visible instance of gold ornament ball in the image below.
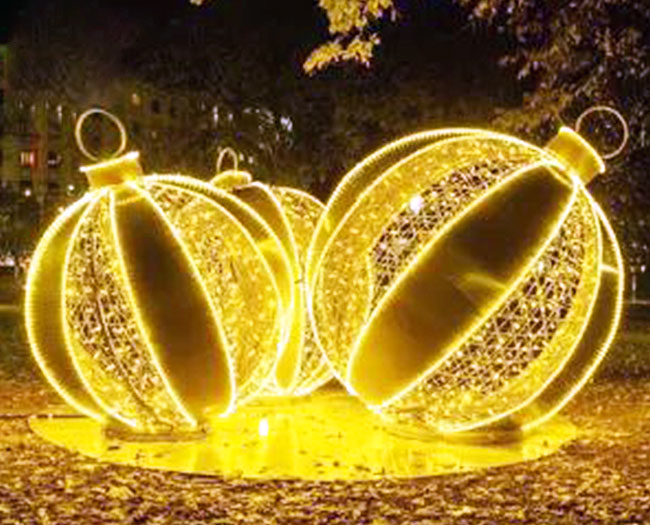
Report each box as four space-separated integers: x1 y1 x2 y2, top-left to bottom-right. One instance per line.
212 168 332 396
26 152 291 434
307 127 624 435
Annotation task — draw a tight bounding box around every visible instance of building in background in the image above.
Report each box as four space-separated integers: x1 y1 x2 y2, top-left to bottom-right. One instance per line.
0 81 229 202
0 43 279 197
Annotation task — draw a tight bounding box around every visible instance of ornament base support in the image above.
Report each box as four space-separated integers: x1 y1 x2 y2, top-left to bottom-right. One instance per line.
29 391 576 480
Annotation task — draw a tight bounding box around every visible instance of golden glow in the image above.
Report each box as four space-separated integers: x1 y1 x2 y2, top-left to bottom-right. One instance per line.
211 169 253 190
270 187 332 396
80 151 143 189
29 391 576 480
209 172 332 397
145 175 292 405
307 127 624 435
546 127 606 183
25 193 106 423
26 153 286 434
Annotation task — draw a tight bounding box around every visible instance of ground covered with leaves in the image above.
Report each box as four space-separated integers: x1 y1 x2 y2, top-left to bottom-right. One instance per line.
0 375 646 523
0 306 649 524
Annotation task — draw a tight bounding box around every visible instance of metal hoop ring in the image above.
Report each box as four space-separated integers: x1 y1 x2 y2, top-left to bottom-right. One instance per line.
75 108 128 162
216 147 239 174
576 106 629 160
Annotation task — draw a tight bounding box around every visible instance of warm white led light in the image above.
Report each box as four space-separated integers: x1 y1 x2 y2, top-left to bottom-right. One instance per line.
307 126 623 435
210 168 332 397
26 154 288 434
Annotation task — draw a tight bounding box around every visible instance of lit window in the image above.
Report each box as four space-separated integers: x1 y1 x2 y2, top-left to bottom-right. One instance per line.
131 93 141 106
47 151 62 167
20 151 36 168
212 105 219 126
56 105 63 123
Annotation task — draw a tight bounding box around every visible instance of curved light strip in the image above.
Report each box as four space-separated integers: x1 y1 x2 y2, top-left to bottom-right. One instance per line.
145 176 288 404
307 126 623 436
208 172 332 397
355 161 579 409
520 191 624 432
25 192 105 423
64 191 142 429
308 133 559 386
26 156 286 434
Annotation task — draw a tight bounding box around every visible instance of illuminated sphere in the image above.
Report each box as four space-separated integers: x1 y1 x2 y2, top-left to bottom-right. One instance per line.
212 170 332 396
26 152 291 434
307 127 624 435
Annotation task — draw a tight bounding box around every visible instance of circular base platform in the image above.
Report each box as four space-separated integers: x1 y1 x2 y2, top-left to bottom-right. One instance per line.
29 392 576 480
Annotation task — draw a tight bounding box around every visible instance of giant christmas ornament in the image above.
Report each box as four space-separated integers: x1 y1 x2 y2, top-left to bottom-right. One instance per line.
307 122 624 435
26 110 291 434
212 150 331 396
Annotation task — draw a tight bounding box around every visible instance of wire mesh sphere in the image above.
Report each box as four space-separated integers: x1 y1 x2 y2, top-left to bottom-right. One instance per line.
26 153 291 434
212 171 332 396
307 127 623 435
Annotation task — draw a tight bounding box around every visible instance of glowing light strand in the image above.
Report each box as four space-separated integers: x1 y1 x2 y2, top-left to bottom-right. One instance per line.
307 126 624 435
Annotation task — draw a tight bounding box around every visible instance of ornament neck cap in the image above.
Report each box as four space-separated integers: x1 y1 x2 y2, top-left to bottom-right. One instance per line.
80 151 143 189
545 127 605 184
211 170 254 190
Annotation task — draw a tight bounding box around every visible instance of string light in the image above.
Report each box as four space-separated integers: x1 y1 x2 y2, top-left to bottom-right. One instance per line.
307 126 624 435
211 165 332 397
26 120 289 433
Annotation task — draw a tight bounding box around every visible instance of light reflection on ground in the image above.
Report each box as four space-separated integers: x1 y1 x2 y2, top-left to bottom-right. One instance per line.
29 391 576 480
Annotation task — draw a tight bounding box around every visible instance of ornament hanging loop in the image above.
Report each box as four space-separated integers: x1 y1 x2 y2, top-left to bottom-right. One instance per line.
216 147 239 174
75 108 128 162
575 106 629 160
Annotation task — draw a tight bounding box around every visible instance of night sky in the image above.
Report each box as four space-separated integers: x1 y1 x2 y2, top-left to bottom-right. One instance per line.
0 0 515 113
0 0 22 42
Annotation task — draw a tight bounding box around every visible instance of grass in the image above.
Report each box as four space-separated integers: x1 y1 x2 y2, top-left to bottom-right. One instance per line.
0 270 23 305
0 308 37 380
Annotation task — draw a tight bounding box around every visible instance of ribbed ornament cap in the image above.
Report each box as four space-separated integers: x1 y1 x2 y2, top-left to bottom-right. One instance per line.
80 151 143 189
546 127 606 184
